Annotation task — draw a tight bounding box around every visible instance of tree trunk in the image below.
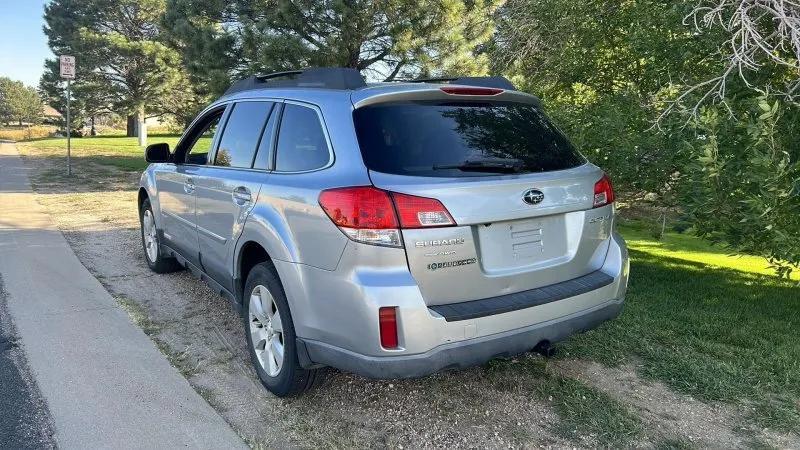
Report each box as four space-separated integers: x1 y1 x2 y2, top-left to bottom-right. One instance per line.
126 115 137 137
90 116 96 136
137 107 147 147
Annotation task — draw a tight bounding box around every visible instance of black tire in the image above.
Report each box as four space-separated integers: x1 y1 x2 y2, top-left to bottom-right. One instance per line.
139 198 182 274
244 262 325 397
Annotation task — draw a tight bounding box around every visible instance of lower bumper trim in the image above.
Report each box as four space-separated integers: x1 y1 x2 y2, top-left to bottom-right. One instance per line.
298 300 623 379
429 270 615 322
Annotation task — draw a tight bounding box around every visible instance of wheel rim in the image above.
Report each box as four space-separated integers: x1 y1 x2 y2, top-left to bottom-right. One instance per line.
142 210 158 263
249 285 284 377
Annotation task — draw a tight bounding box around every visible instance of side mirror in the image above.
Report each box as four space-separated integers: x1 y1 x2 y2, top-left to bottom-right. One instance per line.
145 143 171 163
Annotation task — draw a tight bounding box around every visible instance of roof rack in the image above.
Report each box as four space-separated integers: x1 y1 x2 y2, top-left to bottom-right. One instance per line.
224 67 366 96
404 76 516 91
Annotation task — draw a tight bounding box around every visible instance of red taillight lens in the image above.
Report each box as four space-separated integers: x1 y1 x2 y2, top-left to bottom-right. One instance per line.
378 307 399 349
319 186 455 247
391 192 455 229
593 174 615 208
440 86 504 96
318 186 398 229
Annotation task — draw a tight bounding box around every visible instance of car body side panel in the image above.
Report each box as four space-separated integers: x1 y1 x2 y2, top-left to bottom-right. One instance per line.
151 164 202 265
139 169 161 219
194 167 266 291
233 95 370 273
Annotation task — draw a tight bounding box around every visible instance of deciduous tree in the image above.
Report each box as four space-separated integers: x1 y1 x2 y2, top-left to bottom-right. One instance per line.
0 77 44 127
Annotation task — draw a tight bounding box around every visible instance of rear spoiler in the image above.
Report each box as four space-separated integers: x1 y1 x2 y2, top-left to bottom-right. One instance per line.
351 85 540 109
403 76 516 91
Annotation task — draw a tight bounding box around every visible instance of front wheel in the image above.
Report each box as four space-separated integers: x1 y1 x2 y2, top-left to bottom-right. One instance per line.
244 262 325 397
140 198 181 273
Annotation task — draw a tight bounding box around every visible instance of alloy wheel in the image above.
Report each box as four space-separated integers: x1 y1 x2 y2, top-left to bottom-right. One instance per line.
249 285 285 377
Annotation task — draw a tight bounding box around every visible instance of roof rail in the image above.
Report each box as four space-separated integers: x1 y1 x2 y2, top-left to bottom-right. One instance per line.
224 67 366 95
404 76 516 91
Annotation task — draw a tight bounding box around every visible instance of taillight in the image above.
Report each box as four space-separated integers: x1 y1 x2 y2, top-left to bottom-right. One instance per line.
318 186 401 247
378 307 398 349
318 186 455 247
593 174 615 208
440 86 503 96
391 192 454 228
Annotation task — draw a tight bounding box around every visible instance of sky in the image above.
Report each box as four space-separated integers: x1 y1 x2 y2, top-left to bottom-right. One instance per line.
0 0 52 87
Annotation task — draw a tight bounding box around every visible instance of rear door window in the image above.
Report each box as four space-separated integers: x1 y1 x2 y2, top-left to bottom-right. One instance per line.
214 101 274 168
274 104 330 172
353 101 585 177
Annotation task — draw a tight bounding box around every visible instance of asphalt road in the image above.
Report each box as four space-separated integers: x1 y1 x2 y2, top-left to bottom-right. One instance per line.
0 276 56 449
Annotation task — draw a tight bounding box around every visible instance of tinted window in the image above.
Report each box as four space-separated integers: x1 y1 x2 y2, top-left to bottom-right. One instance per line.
275 104 330 172
353 101 585 177
215 102 273 168
184 113 222 165
252 104 280 170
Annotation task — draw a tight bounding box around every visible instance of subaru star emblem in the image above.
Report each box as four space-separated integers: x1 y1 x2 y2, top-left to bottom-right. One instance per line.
523 189 544 205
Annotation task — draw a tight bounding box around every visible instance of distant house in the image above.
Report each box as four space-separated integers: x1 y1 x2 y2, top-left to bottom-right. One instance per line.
43 105 63 124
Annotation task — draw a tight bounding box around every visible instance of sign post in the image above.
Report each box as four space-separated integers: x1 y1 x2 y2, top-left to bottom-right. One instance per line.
60 55 75 175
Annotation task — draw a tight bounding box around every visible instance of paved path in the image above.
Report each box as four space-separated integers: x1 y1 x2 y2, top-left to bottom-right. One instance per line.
0 142 247 449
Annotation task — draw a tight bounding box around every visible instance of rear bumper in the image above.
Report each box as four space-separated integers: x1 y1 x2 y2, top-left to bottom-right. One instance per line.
275 231 628 377
299 299 623 379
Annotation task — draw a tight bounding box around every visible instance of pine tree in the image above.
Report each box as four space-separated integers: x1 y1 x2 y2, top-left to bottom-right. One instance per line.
164 0 502 94
41 0 195 144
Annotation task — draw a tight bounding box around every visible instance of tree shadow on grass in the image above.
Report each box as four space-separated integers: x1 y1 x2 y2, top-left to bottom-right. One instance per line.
562 249 800 430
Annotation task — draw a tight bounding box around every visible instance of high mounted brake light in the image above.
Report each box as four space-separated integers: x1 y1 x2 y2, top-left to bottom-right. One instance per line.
318 186 455 247
440 86 504 96
593 174 615 208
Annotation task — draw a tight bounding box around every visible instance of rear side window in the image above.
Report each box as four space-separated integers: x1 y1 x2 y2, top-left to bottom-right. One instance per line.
275 104 330 172
353 101 585 177
215 101 274 168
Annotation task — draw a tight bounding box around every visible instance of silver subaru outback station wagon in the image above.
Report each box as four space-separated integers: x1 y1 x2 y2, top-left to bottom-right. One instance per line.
138 68 629 397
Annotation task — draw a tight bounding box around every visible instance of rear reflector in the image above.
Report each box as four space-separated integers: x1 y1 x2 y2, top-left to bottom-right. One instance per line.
319 186 455 247
378 307 399 349
440 86 504 96
593 174 615 208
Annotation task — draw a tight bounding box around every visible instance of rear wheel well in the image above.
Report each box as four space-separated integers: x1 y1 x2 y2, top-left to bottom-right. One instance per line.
238 241 271 303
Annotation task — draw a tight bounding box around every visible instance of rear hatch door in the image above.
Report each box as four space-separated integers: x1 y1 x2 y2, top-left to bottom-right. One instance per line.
354 96 614 305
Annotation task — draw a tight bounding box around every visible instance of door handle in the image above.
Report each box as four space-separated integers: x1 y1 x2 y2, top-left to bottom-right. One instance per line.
232 186 252 205
184 178 196 194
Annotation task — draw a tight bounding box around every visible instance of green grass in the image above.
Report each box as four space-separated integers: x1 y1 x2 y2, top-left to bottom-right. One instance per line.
619 219 799 280
20 134 182 171
561 222 800 432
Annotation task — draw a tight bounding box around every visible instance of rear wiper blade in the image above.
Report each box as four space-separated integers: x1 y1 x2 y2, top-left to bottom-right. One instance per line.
433 158 525 173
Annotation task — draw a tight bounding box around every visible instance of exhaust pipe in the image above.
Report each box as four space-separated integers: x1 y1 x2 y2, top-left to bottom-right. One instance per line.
533 340 556 358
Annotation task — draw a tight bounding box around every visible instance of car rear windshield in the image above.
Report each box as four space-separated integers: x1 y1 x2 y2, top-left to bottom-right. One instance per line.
353 100 585 177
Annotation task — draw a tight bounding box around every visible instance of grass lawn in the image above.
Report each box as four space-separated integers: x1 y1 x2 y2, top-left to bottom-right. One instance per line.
559 219 800 432
19 134 181 172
